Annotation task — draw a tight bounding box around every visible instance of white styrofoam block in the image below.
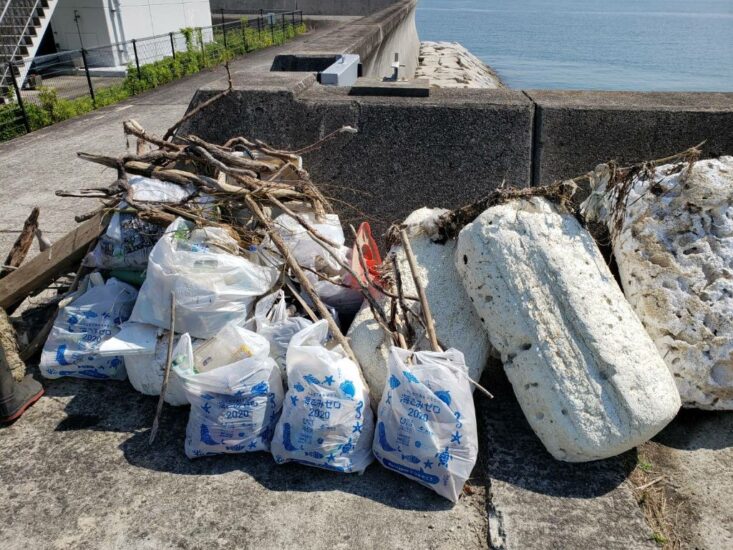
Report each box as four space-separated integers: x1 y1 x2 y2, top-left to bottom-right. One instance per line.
456 198 680 462
582 157 733 409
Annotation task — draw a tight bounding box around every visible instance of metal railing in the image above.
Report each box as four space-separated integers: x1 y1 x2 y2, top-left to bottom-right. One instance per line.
0 11 304 142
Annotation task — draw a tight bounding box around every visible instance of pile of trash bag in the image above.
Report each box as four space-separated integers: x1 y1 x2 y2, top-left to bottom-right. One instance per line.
24 123 728 506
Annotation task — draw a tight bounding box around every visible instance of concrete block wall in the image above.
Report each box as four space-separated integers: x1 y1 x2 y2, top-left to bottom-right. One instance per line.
181 85 533 237
526 91 733 190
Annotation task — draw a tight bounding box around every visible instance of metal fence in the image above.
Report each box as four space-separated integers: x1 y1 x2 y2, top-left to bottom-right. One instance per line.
0 10 304 142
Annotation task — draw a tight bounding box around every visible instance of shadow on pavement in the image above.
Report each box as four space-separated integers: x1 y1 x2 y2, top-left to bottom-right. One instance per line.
479 361 637 499
41 377 457 512
653 408 733 451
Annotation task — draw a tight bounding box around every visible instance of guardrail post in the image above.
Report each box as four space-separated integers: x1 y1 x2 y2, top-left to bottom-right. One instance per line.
270 15 275 44
132 39 141 79
281 13 286 41
300 10 303 25
241 19 248 52
291 10 295 28
169 32 176 60
199 28 206 66
8 62 31 133
221 10 228 51
80 49 96 108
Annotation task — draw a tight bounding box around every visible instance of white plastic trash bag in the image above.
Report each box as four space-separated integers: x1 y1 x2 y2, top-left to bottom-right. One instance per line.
271 320 375 473
115 322 192 406
174 329 284 458
130 218 278 338
126 175 196 203
262 212 345 273
373 347 478 502
254 290 312 375
314 248 364 320
40 275 138 380
84 177 196 270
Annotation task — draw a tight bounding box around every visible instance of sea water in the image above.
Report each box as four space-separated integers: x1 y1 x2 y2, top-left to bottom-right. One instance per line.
416 0 733 91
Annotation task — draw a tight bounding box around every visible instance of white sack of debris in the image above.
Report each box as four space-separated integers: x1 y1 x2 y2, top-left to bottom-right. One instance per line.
373 347 478 503
261 211 363 319
40 274 138 380
130 218 278 339
253 290 312 377
456 198 681 462
106 322 191 406
582 157 733 410
348 208 492 405
84 177 197 270
175 328 284 459
271 320 375 473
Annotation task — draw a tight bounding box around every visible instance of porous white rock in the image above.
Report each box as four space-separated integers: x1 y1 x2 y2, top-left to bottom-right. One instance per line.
582 157 733 409
456 198 681 462
415 41 503 89
347 208 492 405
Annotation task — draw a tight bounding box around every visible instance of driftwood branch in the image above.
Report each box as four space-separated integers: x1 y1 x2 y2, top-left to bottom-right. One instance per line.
399 229 441 353
1 207 40 280
150 291 176 445
162 89 232 141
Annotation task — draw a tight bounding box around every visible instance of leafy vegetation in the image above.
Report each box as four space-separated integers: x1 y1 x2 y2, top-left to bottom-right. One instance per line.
0 21 307 142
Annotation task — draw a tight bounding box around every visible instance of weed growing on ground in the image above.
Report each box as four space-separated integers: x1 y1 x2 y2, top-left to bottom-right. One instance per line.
638 456 654 473
630 444 682 550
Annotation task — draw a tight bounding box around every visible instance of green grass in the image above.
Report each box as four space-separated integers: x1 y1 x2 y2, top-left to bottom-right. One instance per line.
0 21 307 142
638 457 654 473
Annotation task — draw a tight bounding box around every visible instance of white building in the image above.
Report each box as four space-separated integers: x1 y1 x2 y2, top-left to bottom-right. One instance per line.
1 0 212 90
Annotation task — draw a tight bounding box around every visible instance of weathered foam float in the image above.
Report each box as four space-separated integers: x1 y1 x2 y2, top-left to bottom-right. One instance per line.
455 197 681 462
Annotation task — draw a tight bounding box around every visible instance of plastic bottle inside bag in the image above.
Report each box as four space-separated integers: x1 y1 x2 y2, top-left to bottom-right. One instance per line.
193 324 270 373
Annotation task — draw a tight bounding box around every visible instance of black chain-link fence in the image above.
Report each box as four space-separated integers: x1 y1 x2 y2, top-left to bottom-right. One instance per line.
0 10 304 142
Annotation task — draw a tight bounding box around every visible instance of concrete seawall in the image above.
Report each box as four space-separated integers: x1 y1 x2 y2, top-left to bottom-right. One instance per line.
182 0 733 237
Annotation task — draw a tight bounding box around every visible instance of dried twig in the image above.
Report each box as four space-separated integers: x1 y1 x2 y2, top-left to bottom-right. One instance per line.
150 291 176 445
399 229 441 353
162 89 231 141
124 119 181 151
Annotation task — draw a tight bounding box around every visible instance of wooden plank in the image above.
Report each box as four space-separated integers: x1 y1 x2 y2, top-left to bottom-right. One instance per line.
0 213 109 310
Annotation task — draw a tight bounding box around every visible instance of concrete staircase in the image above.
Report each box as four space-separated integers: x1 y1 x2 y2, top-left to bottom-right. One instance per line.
0 0 58 99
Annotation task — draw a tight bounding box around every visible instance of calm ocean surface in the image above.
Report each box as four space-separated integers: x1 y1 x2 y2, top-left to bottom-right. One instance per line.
415 0 733 91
